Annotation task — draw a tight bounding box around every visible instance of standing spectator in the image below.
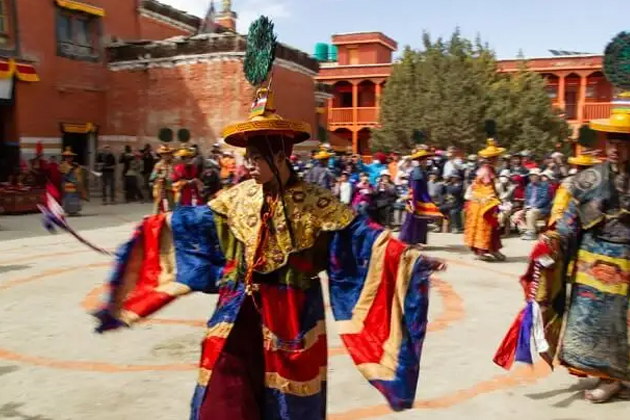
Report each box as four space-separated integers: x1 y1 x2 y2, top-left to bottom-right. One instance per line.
388 153 400 181
441 174 465 233
442 150 460 179
392 175 410 229
372 170 397 227
127 152 145 203
119 145 136 203
352 172 373 215
367 152 387 185
464 154 478 186
219 151 236 185
333 172 353 205
191 144 206 175
141 144 156 197
305 149 334 190
97 145 116 204
427 171 445 207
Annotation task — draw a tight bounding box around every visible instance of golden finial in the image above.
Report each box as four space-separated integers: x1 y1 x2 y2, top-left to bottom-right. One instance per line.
222 0 231 12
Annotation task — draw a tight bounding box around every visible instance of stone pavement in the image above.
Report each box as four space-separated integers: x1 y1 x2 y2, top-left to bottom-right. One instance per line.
0 203 628 420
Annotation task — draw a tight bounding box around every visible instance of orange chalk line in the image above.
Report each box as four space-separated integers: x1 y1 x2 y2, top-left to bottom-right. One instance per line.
0 249 553 418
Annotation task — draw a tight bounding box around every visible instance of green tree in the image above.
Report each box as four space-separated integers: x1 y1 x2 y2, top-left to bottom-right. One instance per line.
487 60 570 156
372 30 570 155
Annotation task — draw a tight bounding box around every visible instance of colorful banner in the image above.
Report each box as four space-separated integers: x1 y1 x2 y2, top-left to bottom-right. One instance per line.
0 59 39 82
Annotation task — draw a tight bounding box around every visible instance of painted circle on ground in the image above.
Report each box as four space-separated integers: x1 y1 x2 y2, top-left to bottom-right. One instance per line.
0 254 554 417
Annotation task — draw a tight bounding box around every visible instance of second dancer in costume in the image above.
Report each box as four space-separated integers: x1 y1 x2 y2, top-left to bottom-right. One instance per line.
464 122 506 261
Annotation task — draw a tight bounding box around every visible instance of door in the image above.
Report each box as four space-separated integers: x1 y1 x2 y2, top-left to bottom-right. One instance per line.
564 91 578 120
62 132 88 166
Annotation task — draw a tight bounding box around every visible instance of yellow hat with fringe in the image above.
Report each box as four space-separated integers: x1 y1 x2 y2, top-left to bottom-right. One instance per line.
222 88 311 148
568 149 602 167
478 139 506 159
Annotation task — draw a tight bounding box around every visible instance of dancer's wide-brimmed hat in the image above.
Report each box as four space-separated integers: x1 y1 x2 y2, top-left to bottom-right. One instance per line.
478 139 506 159
568 149 602 167
222 88 311 148
590 93 630 134
61 146 76 157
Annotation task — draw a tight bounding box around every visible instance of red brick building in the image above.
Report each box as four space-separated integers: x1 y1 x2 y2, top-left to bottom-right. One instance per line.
105 30 325 157
0 0 327 181
0 0 201 180
315 32 613 154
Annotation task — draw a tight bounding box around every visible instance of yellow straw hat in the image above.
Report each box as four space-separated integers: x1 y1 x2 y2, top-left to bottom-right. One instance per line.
409 148 434 160
314 149 332 160
176 147 195 158
61 146 76 157
568 149 602 167
589 92 630 134
222 88 311 148
478 139 506 159
157 145 173 155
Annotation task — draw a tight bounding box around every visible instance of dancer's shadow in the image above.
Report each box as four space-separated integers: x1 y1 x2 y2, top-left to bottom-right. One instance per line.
0 265 30 275
525 379 629 408
0 402 54 420
0 365 19 377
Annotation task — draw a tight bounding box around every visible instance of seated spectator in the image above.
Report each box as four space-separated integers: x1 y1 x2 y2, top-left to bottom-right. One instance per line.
511 168 552 240
496 169 515 231
541 169 559 196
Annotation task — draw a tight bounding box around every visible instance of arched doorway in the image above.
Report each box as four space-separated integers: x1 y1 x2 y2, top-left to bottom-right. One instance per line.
357 128 372 156
332 81 353 108
541 73 560 103
330 128 353 152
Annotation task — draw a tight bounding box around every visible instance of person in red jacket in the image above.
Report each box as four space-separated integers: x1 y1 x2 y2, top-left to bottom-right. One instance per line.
172 147 202 206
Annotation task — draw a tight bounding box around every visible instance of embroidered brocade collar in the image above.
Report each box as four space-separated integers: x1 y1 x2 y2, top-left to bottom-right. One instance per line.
209 179 355 274
571 162 630 230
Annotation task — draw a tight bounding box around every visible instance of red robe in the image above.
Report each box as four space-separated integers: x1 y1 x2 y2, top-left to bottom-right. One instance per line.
172 163 200 206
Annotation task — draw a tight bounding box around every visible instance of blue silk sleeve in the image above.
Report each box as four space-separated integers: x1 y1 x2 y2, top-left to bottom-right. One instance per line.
93 206 228 332
327 216 439 411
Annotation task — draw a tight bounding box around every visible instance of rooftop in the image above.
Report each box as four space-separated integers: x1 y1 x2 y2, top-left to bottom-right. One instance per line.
107 32 319 73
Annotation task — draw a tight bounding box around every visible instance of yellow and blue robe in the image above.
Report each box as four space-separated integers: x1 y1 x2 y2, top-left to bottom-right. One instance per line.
495 163 629 380
93 179 440 419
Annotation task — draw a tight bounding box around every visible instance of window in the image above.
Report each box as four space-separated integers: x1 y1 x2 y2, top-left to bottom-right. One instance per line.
0 0 7 34
348 47 359 65
56 9 100 60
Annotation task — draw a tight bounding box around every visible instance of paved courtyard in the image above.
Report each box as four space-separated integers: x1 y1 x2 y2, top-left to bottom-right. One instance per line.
0 203 628 420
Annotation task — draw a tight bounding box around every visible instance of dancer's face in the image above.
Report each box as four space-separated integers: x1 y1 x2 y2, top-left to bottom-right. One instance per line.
606 138 630 165
245 147 276 184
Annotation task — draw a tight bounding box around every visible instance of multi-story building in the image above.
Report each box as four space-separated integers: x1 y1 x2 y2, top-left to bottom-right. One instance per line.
0 0 202 180
315 32 614 154
0 0 326 182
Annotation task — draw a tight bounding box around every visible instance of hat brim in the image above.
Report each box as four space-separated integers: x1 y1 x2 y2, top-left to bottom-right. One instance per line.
61 152 77 157
589 118 630 134
478 148 506 158
568 156 602 166
222 118 311 148
410 151 434 160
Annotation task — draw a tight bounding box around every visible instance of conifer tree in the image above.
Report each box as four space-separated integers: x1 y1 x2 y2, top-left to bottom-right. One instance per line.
372 30 570 155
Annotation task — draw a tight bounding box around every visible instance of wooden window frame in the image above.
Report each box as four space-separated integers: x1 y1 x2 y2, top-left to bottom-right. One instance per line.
55 7 101 62
0 0 10 36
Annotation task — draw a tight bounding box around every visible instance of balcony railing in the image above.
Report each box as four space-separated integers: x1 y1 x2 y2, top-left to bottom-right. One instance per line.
357 107 378 123
330 108 353 124
583 102 613 121
329 107 379 125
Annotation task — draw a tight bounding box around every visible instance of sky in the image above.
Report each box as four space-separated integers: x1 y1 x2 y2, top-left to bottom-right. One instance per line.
161 0 629 59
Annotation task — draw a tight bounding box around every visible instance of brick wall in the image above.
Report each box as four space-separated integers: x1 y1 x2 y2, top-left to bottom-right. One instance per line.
104 58 317 154
12 0 197 144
